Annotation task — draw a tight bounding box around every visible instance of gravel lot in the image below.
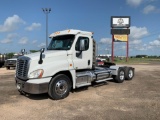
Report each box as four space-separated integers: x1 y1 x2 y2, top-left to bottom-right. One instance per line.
0 64 160 120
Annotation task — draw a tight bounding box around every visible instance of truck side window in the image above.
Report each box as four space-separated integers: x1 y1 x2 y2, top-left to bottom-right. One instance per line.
75 37 89 51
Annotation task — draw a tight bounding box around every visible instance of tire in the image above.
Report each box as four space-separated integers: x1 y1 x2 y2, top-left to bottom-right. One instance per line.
18 90 24 95
125 67 134 80
114 68 125 83
48 74 71 100
6 67 10 70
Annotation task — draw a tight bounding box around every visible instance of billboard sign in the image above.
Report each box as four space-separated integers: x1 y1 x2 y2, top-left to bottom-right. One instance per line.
111 29 130 35
114 35 128 42
111 16 130 28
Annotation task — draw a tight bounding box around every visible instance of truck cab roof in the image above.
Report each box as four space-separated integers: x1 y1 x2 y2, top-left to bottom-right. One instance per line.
49 29 93 38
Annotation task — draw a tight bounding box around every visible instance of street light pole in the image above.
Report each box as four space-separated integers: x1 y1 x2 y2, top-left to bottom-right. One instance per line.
42 8 51 50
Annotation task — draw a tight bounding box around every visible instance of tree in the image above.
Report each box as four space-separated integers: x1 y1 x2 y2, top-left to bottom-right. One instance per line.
6 53 15 59
30 50 39 53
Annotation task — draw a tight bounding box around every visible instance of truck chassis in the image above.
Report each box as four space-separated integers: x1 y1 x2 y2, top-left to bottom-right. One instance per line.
16 65 134 100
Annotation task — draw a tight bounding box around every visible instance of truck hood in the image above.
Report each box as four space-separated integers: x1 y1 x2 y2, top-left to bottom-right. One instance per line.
25 50 68 61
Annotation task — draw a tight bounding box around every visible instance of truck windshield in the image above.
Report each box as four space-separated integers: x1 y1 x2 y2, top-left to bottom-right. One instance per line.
47 35 75 50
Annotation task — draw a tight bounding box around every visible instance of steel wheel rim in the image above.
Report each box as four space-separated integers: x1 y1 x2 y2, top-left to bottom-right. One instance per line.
128 70 133 78
55 80 68 96
120 71 125 80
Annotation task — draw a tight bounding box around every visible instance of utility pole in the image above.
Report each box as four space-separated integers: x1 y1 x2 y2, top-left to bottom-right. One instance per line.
42 8 51 49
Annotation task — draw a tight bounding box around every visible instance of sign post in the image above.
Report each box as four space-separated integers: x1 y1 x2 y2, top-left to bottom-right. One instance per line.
110 16 130 62
112 35 114 62
126 32 129 62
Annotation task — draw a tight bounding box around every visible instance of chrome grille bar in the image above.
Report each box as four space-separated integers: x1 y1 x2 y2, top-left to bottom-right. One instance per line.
16 56 30 80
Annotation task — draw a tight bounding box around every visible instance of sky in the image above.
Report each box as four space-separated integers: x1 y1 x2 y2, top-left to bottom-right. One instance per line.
0 0 160 56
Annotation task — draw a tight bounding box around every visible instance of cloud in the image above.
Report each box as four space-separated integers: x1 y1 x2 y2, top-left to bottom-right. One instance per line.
121 45 126 50
130 42 154 51
7 33 19 39
148 0 156 2
38 43 45 48
137 35 160 51
18 37 28 44
128 26 150 51
130 26 149 40
136 44 151 51
126 0 143 7
143 5 156 14
158 35 160 40
99 38 112 44
0 33 18 44
149 40 160 46
1 39 13 44
130 39 142 45
25 23 41 31
32 40 37 44
0 15 25 32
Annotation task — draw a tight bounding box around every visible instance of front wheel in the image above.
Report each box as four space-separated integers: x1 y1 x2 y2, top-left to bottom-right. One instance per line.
113 68 125 83
48 74 71 100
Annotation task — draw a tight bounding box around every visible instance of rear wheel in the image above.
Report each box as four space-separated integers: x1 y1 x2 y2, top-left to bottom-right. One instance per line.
114 68 125 83
125 67 134 80
48 74 71 100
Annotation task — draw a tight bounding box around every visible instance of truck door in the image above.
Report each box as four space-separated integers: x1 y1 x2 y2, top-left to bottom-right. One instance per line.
72 35 92 70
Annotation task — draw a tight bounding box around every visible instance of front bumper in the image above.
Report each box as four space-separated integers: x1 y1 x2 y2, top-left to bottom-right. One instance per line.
15 77 51 94
5 63 16 67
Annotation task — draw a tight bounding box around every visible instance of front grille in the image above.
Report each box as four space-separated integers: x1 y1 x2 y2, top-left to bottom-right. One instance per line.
7 60 16 63
16 56 30 80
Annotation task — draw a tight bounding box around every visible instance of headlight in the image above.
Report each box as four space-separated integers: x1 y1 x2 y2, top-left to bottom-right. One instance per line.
29 69 44 79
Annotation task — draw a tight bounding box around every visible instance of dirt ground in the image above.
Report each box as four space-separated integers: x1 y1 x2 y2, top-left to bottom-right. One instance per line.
0 64 160 120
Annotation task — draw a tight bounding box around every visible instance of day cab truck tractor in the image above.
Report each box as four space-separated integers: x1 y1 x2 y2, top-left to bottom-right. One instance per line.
15 29 135 100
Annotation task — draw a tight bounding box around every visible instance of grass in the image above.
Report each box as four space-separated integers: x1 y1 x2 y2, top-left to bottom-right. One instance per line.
111 57 160 65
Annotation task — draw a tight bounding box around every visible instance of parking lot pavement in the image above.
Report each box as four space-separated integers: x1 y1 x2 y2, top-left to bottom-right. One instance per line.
0 64 160 120
0 68 15 75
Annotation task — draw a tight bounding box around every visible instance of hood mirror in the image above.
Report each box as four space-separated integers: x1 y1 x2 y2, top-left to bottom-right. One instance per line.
21 49 25 55
38 48 45 64
40 48 45 53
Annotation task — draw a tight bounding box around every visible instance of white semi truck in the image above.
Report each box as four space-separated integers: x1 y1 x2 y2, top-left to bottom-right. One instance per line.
15 29 134 100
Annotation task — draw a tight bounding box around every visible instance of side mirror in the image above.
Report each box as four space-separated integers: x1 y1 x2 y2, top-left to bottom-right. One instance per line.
21 49 25 55
80 39 85 51
76 40 85 57
38 48 45 64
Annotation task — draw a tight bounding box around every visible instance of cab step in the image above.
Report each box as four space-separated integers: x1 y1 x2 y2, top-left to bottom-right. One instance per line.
76 83 91 88
95 78 113 83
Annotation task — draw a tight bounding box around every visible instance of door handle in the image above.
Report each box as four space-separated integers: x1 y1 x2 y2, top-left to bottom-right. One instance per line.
88 60 90 65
